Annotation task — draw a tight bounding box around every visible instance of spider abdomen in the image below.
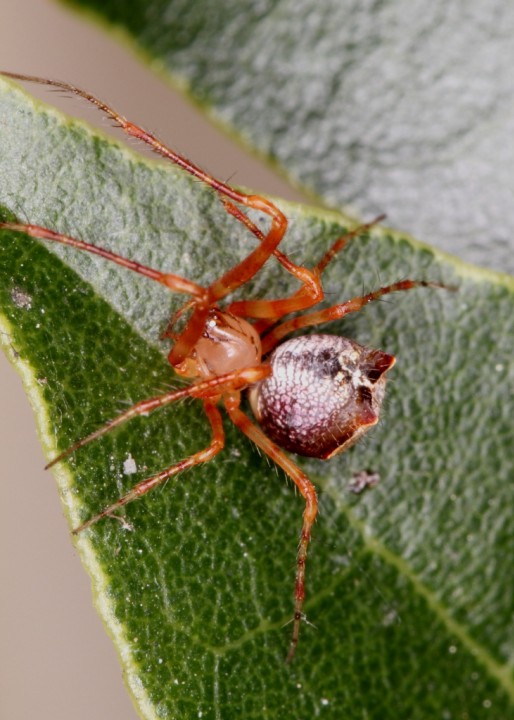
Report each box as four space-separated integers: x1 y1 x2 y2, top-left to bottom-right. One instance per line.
249 335 395 459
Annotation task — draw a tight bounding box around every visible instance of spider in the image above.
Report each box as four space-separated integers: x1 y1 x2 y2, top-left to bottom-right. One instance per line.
0 71 448 662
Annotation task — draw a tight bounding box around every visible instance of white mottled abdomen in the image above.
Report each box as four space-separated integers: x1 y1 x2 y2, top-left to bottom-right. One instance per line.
249 334 395 459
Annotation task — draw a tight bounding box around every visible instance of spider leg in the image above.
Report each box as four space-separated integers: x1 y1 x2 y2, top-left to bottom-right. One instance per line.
1 71 291 363
73 400 224 533
0 222 206 299
46 365 270 469
221 199 322 308
1 72 289 306
262 279 452 354
165 194 288 365
160 197 288 365
313 214 386 275
226 215 385 324
224 391 318 663
0 72 248 205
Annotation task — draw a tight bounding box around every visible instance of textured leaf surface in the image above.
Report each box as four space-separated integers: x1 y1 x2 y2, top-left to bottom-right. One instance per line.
61 0 514 274
1 79 514 719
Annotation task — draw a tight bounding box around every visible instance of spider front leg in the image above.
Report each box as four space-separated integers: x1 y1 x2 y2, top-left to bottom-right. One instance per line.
0 72 289 303
224 391 318 663
0 222 207 299
1 71 290 364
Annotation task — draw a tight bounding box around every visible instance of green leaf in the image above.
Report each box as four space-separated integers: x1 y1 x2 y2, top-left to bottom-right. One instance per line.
60 0 514 274
1 77 514 719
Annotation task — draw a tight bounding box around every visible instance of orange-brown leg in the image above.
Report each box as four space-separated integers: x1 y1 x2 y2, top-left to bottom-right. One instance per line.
262 279 451 354
312 214 386 276
162 198 322 343
73 400 225 533
1 73 289 304
0 222 207 299
2 72 292 365
169 192 289 366
166 190 288 364
226 214 386 323
224 391 318 663
221 199 322 307
0 72 249 206
46 365 270 469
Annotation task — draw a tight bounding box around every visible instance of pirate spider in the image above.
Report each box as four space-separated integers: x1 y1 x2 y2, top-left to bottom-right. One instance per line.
0 71 447 662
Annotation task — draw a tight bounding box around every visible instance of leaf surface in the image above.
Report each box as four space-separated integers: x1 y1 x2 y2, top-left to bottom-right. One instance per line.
1 78 513 719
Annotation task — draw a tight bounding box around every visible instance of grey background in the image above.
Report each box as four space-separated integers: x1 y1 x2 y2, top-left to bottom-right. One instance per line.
0 2 305 719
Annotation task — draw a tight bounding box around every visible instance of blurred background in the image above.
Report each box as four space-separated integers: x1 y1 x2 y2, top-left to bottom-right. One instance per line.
0 2 305 718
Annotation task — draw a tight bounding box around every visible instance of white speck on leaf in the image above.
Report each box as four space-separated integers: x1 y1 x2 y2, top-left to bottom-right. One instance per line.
11 287 32 309
123 452 137 475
